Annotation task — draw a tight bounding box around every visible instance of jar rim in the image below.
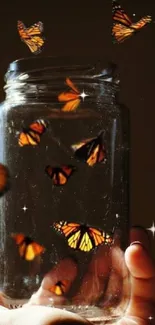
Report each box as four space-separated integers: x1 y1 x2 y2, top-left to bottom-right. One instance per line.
5 56 120 85
7 56 94 74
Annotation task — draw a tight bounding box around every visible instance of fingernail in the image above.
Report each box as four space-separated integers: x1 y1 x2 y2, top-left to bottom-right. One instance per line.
130 241 147 252
130 241 143 246
130 226 151 251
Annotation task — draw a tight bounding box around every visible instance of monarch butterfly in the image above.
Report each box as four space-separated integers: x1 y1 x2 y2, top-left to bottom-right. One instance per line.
45 165 76 186
18 119 47 147
0 163 9 195
58 78 87 112
53 221 113 252
112 0 152 43
71 131 106 167
17 20 44 54
12 233 45 261
49 280 69 296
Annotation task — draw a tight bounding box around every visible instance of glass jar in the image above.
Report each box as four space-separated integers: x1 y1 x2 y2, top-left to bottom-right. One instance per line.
0 56 130 323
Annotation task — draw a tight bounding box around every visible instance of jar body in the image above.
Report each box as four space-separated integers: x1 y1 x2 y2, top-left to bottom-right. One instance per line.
0 60 130 323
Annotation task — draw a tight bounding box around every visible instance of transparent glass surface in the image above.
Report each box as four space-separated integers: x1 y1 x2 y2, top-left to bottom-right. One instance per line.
0 57 130 324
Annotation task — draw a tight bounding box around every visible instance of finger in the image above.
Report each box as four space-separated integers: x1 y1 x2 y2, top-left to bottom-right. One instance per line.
73 245 111 305
25 287 67 307
42 258 77 291
125 227 155 319
100 245 129 312
98 230 129 313
26 258 77 307
129 226 150 250
0 306 90 325
0 292 8 308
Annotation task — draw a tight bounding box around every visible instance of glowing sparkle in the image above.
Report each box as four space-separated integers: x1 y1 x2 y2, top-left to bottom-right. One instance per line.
116 214 119 218
148 316 154 321
80 90 89 101
147 221 155 237
133 13 136 16
22 205 28 212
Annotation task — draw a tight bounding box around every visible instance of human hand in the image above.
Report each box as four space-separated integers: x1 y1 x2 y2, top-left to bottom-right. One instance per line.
0 227 154 325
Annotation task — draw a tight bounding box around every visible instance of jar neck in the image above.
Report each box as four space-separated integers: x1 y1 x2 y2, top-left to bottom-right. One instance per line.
4 57 120 105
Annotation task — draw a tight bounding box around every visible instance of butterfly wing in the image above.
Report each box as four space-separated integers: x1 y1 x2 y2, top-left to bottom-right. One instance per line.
112 0 132 26
18 242 27 258
112 24 134 43
66 78 79 94
67 229 81 249
54 221 80 236
49 280 69 296
23 36 44 54
55 166 75 185
50 284 64 295
53 170 67 185
58 78 79 102
71 138 96 162
58 78 80 112
72 135 106 166
0 164 9 193
11 233 25 245
26 21 44 35
131 15 152 30
61 98 81 112
17 21 27 38
54 221 81 249
12 233 45 261
86 143 106 167
29 119 46 135
25 242 45 261
112 15 151 43
112 0 134 43
45 165 75 185
89 227 113 246
18 119 46 146
17 20 44 54
71 138 94 152
58 92 79 102
18 131 40 146
54 222 112 252
73 226 105 252
12 233 27 259
78 231 94 252
78 227 113 252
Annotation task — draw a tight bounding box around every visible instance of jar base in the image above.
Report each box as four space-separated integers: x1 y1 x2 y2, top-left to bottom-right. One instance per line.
0 296 125 324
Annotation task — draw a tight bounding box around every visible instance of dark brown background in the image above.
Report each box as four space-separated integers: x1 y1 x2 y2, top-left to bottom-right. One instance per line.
0 0 155 247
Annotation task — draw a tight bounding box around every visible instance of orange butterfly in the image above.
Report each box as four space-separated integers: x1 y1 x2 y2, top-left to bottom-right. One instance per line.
49 280 69 296
0 163 9 195
12 233 45 261
53 221 113 252
45 165 76 186
58 78 87 112
71 131 106 167
17 20 44 54
112 0 152 43
18 119 47 147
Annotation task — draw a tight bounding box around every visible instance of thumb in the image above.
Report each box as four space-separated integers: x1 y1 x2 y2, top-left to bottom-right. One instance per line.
0 306 90 325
